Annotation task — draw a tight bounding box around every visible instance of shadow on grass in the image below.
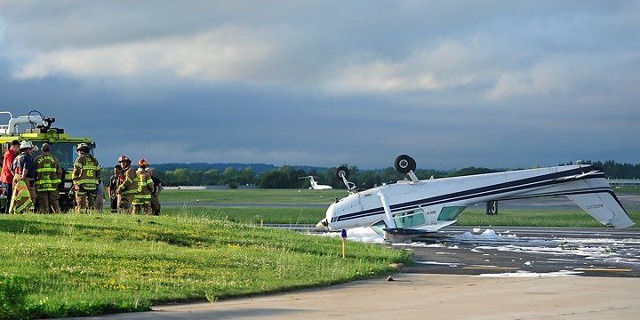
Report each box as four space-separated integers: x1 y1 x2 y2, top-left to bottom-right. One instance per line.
0 215 217 248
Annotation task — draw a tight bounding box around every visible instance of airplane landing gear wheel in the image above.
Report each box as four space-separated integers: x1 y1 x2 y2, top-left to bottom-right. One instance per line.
394 155 416 174
336 166 350 180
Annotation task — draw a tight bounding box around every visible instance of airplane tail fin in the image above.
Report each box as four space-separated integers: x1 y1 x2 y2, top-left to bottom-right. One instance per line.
567 191 635 229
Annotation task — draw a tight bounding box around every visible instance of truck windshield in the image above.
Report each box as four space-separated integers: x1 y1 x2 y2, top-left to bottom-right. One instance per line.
48 142 80 169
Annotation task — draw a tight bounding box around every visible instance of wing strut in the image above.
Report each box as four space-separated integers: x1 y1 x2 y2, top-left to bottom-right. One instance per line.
377 190 397 229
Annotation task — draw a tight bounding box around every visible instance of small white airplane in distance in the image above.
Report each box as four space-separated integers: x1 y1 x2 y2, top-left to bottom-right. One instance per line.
300 176 333 190
317 155 635 242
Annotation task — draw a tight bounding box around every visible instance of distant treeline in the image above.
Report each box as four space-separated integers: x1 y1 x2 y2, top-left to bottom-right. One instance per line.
100 160 640 189
581 160 640 179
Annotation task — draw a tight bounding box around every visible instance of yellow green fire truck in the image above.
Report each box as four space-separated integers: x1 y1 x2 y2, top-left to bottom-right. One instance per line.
0 111 96 212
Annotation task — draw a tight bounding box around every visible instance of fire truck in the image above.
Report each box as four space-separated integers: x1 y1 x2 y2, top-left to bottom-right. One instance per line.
0 111 96 212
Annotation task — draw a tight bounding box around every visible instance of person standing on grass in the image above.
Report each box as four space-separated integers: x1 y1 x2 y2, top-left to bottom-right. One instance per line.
116 155 136 214
148 167 163 215
131 159 153 215
72 143 100 213
1 140 20 213
94 178 105 211
34 143 62 213
11 141 37 213
106 164 122 213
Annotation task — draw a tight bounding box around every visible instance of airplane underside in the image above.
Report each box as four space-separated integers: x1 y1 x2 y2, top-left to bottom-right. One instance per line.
322 162 635 241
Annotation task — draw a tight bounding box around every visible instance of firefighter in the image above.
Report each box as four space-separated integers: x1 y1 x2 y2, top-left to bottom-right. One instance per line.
72 143 100 213
116 155 136 214
34 143 62 213
9 141 36 214
132 159 154 215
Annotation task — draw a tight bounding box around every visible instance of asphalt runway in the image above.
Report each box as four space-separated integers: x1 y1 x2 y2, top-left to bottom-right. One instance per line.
275 224 640 278
397 226 640 277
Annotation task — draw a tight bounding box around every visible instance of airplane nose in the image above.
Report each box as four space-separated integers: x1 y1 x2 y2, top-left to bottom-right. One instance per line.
316 218 328 230
317 202 335 230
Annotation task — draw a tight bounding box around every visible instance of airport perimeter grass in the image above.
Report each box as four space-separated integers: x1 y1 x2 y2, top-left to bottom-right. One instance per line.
459 208 640 228
161 188 346 205
0 214 411 319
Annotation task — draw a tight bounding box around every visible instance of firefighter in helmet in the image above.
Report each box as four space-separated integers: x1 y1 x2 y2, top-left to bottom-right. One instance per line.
116 155 136 214
35 143 63 213
132 158 154 215
72 143 100 212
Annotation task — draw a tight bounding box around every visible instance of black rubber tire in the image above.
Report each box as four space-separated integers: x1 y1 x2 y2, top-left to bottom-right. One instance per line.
394 154 416 174
335 166 350 180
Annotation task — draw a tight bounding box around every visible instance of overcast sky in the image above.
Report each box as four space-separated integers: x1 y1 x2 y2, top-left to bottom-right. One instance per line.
0 1 638 170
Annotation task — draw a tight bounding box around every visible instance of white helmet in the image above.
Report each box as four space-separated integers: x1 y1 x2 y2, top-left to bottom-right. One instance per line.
76 143 91 152
19 140 34 150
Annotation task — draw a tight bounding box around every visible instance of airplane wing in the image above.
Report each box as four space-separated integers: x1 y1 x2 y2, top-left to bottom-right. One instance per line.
382 227 437 242
381 220 458 241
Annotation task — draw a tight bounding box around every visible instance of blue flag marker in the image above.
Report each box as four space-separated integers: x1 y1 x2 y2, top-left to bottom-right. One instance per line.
340 229 347 258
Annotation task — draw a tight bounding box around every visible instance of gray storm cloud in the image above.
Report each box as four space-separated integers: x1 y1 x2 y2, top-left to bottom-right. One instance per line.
0 1 638 169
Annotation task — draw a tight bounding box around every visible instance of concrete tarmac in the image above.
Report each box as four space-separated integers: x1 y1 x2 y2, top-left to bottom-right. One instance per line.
73 273 640 320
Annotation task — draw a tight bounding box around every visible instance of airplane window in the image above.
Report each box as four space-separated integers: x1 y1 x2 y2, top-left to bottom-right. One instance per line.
370 220 387 235
437 206 466 221
393 209 426 228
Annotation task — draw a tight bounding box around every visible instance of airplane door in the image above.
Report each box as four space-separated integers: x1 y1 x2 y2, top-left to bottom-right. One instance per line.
422 206 439 224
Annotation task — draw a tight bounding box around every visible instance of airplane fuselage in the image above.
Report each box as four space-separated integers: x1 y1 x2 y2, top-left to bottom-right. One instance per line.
323 164 634 233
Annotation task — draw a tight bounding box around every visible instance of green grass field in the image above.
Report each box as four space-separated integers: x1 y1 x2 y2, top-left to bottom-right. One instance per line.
161 188 346 204
0 213 410 319
1 188 637 319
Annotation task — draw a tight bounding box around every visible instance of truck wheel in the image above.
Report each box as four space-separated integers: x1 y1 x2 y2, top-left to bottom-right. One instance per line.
394 154 416 174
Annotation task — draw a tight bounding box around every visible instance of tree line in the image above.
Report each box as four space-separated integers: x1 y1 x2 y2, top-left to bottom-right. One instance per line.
99 160 639 189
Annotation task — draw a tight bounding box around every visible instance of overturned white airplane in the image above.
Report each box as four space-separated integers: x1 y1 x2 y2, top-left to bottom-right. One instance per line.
300 176 333 190
317 155 634 241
